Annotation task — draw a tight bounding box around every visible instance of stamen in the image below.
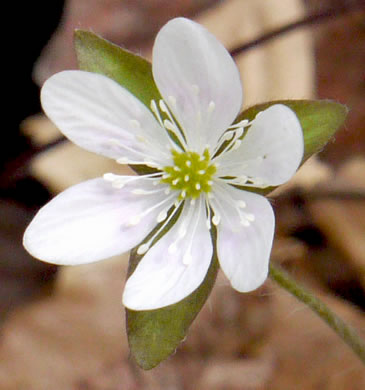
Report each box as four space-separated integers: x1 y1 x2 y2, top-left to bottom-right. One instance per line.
245 213 255 222
228 119 250 130
158 100 188 151
212 214 220 226
137 243 150 255
212 126 246 158
132 188 158 195
150 99 164 128
211 181 257 231
157 209 168 223
203 196 212 229
238 200 246 208
136 200 184 256
104 172 163 189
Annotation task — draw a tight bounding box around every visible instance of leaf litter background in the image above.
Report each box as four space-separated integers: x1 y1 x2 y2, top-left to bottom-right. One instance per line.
1 0 365 389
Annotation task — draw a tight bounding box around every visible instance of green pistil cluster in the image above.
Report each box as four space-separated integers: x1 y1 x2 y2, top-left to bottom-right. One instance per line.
162 149 216 199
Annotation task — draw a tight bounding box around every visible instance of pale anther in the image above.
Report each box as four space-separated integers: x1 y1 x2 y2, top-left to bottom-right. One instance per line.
157 210 168 223
246 213 255 222
186 160 192 167
184 175 190 182
212 214 220 226
159 99 168 113
137 243 149 255
195 183 201 190
208 101 215 112
198 170 205 175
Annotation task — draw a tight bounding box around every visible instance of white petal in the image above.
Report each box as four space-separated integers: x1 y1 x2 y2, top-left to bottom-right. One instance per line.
123 196 212 310
23 177 176 265
41 70 173 167
217 104 304 186
152 17 243 152
212 184 274 292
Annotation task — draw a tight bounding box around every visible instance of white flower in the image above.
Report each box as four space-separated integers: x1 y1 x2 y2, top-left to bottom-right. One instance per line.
23 18 303 310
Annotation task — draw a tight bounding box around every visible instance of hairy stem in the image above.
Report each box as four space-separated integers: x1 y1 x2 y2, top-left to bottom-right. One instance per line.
269 263 365 365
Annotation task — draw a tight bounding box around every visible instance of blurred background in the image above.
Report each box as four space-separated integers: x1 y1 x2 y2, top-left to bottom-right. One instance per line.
1 0 365 389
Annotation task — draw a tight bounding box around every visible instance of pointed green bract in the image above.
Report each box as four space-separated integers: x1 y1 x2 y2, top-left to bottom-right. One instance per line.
74 30 161 108
126 247 219 370
237 99 348 163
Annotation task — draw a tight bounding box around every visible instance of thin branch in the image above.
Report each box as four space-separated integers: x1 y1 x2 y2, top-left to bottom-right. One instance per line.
230 1 365 56
270 263 365 365
0 136 67 187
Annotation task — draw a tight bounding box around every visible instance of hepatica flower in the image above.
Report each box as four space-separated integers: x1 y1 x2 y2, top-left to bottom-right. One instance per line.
23 18 303 310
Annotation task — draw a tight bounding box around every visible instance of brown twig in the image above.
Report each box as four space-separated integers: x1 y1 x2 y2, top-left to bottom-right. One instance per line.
230 1 365 57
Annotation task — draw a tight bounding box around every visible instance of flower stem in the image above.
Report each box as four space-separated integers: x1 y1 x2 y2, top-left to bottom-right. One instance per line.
269 262 365 365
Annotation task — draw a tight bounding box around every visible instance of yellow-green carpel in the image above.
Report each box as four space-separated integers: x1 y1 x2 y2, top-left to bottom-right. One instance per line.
162 149 217 199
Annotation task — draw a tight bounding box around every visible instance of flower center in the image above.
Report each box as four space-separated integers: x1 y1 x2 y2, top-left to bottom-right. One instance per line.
162 149 216 199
